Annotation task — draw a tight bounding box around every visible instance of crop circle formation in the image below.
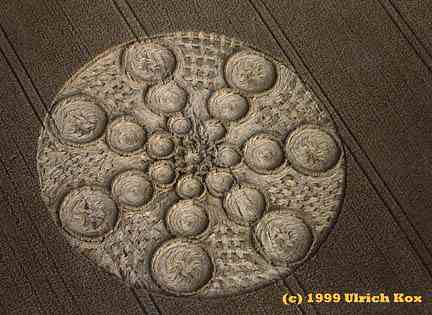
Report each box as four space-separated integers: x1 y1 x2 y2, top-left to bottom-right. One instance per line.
37 32 345 297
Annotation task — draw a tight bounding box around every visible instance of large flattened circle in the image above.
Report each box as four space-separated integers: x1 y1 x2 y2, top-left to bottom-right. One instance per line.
37 32 345 298
225 50 277 94
125 42 176 83
59 186 118 239
285 126 342 176
253 210 313 265
50 95 107 145
151 239 213 294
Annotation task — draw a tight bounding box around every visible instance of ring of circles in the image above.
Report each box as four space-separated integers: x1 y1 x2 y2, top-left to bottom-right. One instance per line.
37 32 345 297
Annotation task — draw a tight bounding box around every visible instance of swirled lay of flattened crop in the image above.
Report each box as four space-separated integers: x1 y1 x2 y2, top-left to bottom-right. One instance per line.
37 32 345 297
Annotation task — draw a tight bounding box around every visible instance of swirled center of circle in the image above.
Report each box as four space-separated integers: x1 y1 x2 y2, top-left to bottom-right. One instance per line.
37 32 345 297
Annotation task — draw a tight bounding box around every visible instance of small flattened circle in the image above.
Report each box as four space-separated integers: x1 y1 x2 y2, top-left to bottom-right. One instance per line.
207 89 249 122
225 51 277 94
285 126 341 175
112 170 154 208
202 119 226 143
176 175 205 199
149 160 177 186
253 211 313 265
51 97 107 144
147 131 176 159
147 81 187 115
106 116 146 154
168 114 192 136
59 186 118 239
205 169 235 197
166 200 209 237
125 43 176 82
215 146 242 168
244 134 284 174
223 185 266 226
151 240 213 294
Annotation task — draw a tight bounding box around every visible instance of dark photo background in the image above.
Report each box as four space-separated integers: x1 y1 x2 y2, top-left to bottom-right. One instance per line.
0 1 431 314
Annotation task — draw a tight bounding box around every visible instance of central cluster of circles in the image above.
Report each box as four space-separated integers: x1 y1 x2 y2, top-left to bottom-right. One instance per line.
52 40 343 296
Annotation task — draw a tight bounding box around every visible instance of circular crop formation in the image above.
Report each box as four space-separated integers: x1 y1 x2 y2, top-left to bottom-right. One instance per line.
37 32 345 297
